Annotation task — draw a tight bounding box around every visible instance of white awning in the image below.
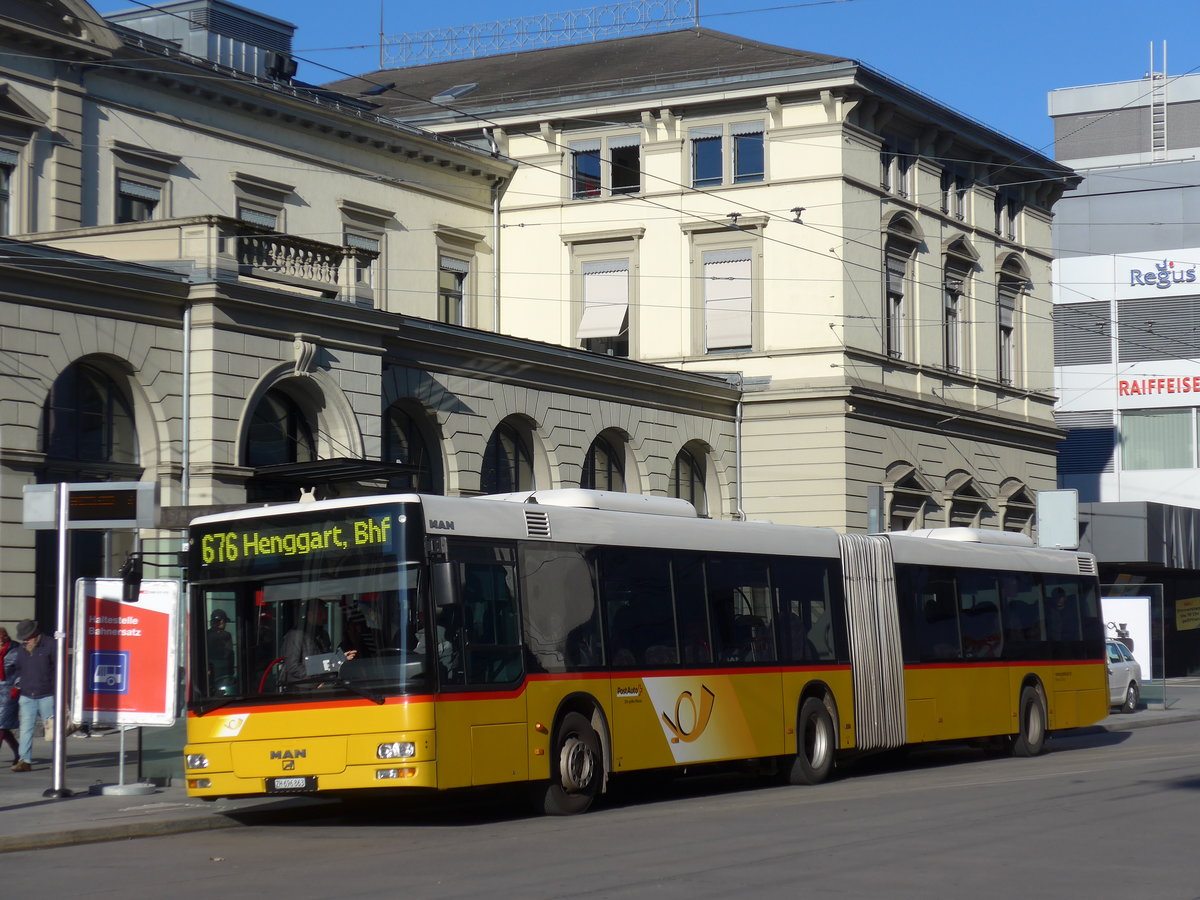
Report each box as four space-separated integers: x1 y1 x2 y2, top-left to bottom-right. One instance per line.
577 261 629 339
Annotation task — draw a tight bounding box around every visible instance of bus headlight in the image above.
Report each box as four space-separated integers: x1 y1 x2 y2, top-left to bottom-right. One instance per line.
186 754 209 769
377 741 415 760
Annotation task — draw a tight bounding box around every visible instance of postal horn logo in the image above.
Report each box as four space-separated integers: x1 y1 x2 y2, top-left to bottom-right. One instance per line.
660 685 716 743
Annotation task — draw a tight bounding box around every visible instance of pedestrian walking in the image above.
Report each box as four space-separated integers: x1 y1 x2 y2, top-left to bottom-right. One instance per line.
8 620 55 772
0 627 20 764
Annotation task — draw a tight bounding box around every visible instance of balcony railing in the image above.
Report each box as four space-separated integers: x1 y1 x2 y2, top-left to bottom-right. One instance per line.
21 216 380 307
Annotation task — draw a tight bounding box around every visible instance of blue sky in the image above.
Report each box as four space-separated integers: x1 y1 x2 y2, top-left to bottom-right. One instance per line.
90 0 1197 153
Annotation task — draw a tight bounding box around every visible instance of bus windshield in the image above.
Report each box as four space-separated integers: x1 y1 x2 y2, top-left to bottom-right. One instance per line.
188 503 433 709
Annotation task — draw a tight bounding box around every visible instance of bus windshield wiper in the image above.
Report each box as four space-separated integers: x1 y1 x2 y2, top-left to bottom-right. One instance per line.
194 695 242 716
336 678 386 705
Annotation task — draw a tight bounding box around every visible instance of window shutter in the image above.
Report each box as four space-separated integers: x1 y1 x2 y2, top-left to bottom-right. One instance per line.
703 248 752 350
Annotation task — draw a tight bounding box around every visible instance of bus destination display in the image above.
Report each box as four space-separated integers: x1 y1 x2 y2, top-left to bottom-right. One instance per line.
190 507 406 578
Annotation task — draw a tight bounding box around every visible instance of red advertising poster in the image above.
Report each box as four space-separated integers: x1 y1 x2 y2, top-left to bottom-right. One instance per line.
72 579 179 727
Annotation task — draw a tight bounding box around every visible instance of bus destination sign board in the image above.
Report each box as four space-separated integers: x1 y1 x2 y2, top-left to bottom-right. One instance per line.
190 506 410 579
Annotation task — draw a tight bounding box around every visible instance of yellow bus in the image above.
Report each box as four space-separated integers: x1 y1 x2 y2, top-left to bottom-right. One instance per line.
184 489 1107 813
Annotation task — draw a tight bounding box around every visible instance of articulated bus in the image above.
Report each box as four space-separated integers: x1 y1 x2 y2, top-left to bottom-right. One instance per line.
184 489 1107 813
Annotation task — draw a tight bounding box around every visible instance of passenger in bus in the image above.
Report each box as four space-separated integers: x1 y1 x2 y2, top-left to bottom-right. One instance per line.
281 599 356 686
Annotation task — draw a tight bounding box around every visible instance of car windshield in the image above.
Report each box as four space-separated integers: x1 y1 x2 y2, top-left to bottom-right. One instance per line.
192 564 433 710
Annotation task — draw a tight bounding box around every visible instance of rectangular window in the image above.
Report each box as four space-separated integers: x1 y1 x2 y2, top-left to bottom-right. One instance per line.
703 247 752 351
880 144 893 190
955 176 968 220
570 140 601 199
438 255 469 325
608 134 641 195
939 170 953 214
345 232 380 287
1121 408 1194 470
578 258 629 357
894 141 913 198
690 126 723 188
731 121 764 183
238 205 278 229
997 288 1016 383
885 253 907 359
116 177 160 223
0 148 15 237
944 283 961 372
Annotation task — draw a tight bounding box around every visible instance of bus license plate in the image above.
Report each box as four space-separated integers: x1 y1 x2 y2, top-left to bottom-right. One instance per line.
266 776 317 793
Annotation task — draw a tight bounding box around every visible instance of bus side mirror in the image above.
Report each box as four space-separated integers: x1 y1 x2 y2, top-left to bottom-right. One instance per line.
432 561 462 608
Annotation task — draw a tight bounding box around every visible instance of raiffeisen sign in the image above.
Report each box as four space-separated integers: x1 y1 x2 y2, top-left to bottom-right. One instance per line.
1113 363 1200 409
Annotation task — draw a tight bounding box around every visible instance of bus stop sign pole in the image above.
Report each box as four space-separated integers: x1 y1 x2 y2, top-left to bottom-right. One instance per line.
47 483 72 799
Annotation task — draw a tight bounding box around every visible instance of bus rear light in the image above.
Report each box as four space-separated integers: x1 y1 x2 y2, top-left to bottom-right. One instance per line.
377 741 415 759
186 754 209 769
376 767 416 780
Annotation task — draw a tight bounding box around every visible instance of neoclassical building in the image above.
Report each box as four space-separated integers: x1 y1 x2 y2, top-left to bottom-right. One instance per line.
0 1 737 634
337 24 1081 532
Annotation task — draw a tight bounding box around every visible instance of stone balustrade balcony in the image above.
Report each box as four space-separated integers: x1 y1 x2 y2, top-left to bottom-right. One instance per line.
20 215 380 306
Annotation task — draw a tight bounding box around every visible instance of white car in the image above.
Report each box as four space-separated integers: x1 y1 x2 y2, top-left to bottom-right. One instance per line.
1106 639 1141 713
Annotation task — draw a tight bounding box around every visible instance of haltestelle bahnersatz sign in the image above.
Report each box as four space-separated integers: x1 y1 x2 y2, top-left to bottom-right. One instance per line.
72 579 179 728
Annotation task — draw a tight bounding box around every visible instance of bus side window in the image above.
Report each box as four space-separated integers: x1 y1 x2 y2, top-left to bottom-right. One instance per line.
772 557 838 663
599 547 677 667
706 556 775 663
958 570 1002 659
520 543 601 672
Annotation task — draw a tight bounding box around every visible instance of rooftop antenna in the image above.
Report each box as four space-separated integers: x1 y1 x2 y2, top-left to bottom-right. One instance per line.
379 1 385 70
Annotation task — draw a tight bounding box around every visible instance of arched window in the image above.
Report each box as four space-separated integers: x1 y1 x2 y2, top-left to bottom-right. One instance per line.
944 471 988 529
42 362 137 469
481 420 533 494
581 433 625 492
998 480 1035 535
37 361 140 623
884 463 933 531
669 444 707 516
245 388 316 468
244 387 316 502
383 405 439 493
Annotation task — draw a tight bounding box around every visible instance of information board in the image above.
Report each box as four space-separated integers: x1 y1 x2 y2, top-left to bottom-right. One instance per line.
72 579 179 727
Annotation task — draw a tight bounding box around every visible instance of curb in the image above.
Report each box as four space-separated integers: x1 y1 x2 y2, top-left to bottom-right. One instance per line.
0 814 241 854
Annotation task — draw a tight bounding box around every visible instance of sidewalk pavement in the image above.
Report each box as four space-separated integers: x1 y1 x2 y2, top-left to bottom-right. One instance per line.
3 679 1200 854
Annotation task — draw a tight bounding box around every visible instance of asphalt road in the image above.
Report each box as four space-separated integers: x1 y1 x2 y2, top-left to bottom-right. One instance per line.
9 720 1200 899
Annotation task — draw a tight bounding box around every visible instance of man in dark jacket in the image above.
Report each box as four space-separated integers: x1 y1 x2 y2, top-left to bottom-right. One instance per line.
9 619 55 772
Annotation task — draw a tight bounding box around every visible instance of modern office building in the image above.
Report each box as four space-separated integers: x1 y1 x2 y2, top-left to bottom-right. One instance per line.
1050 65 1200 674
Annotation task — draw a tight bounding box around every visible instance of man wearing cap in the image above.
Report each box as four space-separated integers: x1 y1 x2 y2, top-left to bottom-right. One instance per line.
9 619 55 772
207 609 234 694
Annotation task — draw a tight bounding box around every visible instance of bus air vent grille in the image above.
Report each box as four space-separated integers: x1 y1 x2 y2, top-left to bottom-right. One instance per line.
525 510 552 538
1076 555 1097 576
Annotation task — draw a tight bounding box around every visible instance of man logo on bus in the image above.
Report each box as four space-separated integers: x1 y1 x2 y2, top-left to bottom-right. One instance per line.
661 685 716 743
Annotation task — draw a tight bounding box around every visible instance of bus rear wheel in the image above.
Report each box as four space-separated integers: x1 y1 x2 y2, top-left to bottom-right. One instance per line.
786 697 835 785
538 712 602 815
1011 685 1047 757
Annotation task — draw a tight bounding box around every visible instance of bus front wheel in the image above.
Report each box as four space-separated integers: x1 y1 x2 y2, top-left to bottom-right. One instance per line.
786 697 835 785
538 712 602 815
1011 685 1047 757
